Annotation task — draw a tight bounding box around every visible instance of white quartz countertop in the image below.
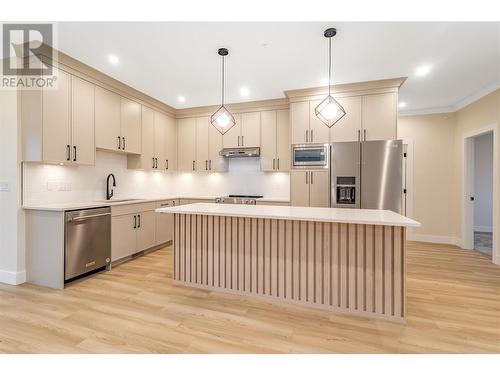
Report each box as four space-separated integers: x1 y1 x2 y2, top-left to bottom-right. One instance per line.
156 203 421 227
22 196 290 212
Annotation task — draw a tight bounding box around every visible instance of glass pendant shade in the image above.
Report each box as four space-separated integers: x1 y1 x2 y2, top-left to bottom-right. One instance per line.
314 95 346 128
210 105 236 135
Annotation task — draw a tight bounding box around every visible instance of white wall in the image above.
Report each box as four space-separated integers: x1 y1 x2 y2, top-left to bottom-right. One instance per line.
23 152 290 206
473 132 493 232
0 89 25 284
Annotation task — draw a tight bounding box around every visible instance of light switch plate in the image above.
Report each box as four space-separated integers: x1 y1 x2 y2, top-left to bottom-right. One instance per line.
0 181 10 192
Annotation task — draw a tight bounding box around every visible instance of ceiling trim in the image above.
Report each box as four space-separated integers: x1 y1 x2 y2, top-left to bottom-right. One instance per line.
452 81 500 111
399 106 455 117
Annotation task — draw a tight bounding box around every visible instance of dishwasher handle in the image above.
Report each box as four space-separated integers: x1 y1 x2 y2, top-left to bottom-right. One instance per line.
68 212 111 222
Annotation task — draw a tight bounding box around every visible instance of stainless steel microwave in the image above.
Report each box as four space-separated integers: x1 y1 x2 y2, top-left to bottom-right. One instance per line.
291 143 330 169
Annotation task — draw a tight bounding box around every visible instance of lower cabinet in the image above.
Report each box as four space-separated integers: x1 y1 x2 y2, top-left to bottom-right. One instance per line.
290 170 330 208
155 200 177 245
111 210 156 262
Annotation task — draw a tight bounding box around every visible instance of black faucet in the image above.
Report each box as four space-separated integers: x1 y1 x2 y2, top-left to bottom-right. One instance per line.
106 173 116 200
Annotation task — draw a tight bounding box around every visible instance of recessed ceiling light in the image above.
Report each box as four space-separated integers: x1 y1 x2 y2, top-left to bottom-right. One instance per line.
108 54 119 65
178 96 186 103
416 65 431 77
240 86 250 97
398 102 407 108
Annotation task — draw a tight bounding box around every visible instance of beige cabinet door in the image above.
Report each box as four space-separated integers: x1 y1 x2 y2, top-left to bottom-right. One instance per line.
309 99 330 144
164 114 177 171
260 110 277 171
362 93 397 141
156 201 174 245
208 119 227 172
136 211 156 252
153 111 167 170
143 106 156 169
120 98 141 154
290 170 310 207
95 87 121 151
71 76 95 165
222 113 241 148
42 69 71 163
111 214 137 261
177 117 197 171
309 170 330 208
241 112 260 147
330 96 362 142
276 109 290 171
196 117 210 172
290 101 309 144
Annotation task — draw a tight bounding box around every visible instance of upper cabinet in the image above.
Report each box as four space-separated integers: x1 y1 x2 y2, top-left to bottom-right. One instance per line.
163 113 177 171
330 96 362 142
222 112 260 148
308 100 331 143
128 108 176 171
95 87 141 154
21 69 95 165
260 109 290 172
177 117 197 171
361 92 397 141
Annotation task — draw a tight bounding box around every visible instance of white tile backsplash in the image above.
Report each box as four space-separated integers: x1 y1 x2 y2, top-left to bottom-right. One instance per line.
23 151 290 205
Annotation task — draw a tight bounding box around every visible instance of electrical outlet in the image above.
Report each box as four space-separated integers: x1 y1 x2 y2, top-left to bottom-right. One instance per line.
0 181 10 192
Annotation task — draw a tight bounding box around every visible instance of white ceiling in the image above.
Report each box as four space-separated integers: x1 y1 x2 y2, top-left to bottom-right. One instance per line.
55 22 500 113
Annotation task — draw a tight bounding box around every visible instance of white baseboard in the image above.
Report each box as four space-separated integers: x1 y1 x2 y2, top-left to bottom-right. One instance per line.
407 233 461 246
474 226 493 233
494 254 500 266
0 269 26 285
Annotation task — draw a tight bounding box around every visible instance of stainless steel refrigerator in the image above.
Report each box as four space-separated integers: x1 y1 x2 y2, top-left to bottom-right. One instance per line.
330 140 403 213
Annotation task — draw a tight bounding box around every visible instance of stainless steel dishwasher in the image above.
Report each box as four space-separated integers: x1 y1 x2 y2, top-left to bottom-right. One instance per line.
65 207 111 282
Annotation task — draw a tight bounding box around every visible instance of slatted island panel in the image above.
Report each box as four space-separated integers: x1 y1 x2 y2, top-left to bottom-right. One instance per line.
172 213 407 321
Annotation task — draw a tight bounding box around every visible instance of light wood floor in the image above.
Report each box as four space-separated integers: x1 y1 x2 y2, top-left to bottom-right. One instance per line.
0 241 499 353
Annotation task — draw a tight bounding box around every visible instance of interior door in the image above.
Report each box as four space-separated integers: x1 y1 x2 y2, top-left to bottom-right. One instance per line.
196 117 210 171
260 110 277 171
241 112 261 147
120 98 142 154
330 96 362 142
276 109 290 171
177 117 197 171
290 170 310 207
42 68 71 163
71 76 95 165
309 170 330 208
136 211 156 252
111 214 136 261
95 87 121 151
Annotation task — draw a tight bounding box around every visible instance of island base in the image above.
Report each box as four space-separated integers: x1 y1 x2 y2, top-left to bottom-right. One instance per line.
173 213 406 321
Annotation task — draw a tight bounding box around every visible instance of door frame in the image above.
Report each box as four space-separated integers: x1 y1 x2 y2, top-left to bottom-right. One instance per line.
402 139 415 238
462 124 498 265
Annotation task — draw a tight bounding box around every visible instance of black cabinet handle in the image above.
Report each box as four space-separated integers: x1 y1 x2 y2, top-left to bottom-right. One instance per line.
73 146 77 162
205 160 208 170
277 158 280 170
122 137 126 150
138 214 141 228
273 158 275 170
133 215 137 229
118 136 121 150
66 145 70 161
192 160 195 171
209 160 212 170
166 159 169 170
152 157 155 169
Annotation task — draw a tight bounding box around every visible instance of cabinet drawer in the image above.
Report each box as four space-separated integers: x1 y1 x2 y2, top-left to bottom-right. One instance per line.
111 202 157 217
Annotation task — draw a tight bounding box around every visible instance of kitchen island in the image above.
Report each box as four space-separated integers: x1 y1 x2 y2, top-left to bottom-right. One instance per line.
156 203 420 321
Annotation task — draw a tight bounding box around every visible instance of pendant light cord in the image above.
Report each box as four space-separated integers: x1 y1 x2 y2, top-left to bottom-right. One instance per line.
221 55 225 106
328 36 332 97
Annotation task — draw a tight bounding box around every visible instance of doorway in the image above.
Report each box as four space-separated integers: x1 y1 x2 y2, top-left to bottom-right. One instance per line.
463 125 498 264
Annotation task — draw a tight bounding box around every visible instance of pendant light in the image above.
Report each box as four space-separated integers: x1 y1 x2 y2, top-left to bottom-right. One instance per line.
314 28 346 128
210 48 236 135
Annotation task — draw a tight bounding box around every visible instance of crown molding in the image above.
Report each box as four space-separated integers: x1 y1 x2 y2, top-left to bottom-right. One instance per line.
399 106 455 117
452 81 500 111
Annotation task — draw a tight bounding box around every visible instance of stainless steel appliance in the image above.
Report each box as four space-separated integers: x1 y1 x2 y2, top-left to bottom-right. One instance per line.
331 140 403 213
215 194 263 205
291 143 330 169
219 147 260 158
65 207 111 281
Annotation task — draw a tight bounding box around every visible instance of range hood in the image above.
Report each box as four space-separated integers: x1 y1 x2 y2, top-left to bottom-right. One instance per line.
219 147 260 158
